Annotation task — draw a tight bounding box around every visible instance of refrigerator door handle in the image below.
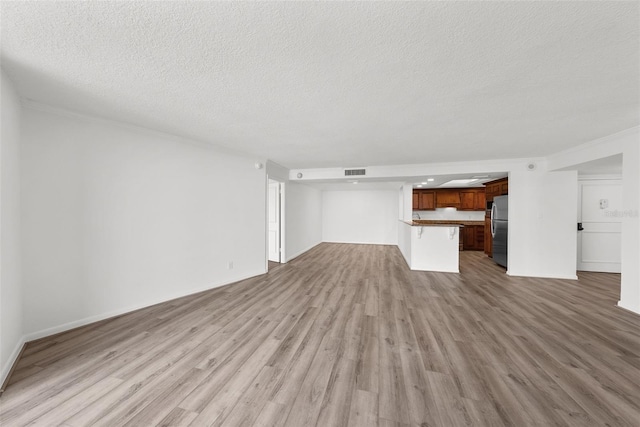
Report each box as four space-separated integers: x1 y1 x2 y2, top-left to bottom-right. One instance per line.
491 204 497 238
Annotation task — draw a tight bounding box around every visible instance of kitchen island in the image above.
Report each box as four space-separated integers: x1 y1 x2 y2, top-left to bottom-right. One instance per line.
398 220 462 273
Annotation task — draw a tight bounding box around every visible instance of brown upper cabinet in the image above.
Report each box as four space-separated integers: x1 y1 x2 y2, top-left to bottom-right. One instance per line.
459 189 486 211
483 177 509 202
415 190 435 210
435 189 461 208
412 188 485 211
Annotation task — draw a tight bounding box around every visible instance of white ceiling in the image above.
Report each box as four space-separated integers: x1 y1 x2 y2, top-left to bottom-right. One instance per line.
1 2 638 169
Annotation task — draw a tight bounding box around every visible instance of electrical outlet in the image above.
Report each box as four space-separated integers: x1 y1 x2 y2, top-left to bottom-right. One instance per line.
227 261 233 269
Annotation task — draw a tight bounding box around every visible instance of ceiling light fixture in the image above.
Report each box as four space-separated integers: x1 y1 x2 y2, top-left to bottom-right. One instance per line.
440 178 479 186
427 178 434 182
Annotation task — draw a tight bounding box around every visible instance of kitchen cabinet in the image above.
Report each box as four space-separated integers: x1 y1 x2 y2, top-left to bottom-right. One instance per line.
460 191 475 210
459 189 486 211
462 225 484 251
484 216 492 256
435 189 461 208
412 190 436 210
413 188 485 211
484 177 509 202
419 191 436 210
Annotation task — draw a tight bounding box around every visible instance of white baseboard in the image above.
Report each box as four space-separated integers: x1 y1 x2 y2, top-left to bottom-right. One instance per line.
284 242 321 263
506 271 579 280
23 270 264 342
322 240 398 246
1 336 26 391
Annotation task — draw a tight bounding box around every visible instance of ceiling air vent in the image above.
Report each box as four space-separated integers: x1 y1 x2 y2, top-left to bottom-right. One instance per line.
344 168 366 176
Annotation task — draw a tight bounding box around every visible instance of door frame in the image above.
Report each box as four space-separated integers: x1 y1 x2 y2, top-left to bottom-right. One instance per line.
266 177 286 270
577 175 622 273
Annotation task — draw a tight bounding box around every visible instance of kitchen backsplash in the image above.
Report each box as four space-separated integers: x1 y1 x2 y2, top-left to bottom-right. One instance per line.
413 208 485 221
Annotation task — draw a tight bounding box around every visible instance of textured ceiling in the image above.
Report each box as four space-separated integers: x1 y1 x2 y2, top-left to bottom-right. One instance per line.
1 2 638 169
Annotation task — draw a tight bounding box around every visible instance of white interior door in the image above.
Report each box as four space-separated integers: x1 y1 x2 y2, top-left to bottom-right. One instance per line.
268 181 281 262
577 179 622 273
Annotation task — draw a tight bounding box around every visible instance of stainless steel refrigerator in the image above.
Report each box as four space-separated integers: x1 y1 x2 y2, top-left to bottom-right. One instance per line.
491 195 508 268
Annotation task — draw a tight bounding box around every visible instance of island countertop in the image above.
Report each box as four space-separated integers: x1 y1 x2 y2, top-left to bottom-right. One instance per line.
399 221 460 272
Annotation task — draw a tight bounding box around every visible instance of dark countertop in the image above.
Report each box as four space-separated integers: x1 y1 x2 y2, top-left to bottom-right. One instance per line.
402 220 464 227
411 220 485 226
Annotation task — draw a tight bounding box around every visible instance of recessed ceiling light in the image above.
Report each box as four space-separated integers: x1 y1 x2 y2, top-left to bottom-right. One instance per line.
427 178 434 182
416 185 423 188
352 181 358 184
421 182 427 185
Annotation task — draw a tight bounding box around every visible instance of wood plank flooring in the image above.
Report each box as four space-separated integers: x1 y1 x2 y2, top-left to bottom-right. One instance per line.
1 243 639 426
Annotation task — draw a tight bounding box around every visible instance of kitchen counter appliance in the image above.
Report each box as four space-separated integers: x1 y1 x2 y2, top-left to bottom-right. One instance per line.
491 195 508 268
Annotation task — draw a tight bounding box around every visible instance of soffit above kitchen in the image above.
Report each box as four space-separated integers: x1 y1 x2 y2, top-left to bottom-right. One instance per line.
1 2 638 169
299 172 508 191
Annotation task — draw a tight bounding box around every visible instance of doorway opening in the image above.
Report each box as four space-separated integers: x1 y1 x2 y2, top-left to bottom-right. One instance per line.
267 178 285 271
577 177 622 273
574 153 623 274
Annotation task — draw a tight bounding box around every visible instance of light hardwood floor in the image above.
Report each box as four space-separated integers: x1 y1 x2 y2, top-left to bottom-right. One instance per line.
1 243 639 426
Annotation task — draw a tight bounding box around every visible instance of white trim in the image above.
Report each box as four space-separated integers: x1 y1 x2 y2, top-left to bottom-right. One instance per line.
266 177 286 266
280 182 286 263
1 336 26 390
23 271 264 342
507 272 579 280
578 174 623 181
322 240 397 245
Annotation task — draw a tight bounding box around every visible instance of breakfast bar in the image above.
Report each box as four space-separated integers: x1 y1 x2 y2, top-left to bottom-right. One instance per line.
398 220 462 273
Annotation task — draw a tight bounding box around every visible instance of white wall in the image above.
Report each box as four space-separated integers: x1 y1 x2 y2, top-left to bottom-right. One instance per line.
620 138 639 313
323 190 399 245
398 219 411 266
284 182 322 261
402 184 413 221
20 105 267 339
409 225 460 273
414 208 485 221
1 69 24 386
547 127 640 313
296 157 582 281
